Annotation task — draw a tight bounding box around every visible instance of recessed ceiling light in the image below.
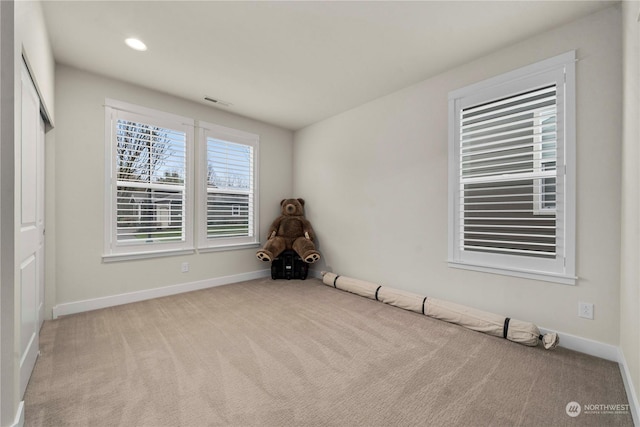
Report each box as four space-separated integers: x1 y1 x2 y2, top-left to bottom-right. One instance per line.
125 38 147 52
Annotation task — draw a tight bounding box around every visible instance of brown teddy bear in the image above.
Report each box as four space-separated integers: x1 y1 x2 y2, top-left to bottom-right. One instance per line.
256 198 321 264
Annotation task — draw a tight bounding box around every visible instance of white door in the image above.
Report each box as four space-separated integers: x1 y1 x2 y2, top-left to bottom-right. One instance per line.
37 111 45 328
18 60 45 397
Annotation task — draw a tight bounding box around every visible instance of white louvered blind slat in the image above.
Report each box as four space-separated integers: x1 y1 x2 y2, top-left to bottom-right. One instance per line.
115 118 187 245
206 138 254 239
458 84 558 259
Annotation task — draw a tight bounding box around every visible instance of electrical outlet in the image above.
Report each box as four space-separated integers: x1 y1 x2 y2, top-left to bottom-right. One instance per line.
181 262 189 273
578 302 594 319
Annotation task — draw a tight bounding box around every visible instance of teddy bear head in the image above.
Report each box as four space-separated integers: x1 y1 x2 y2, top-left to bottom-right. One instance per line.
280 198 305 216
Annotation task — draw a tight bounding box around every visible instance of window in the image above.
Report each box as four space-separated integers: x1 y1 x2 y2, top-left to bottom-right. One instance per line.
104 100 194 260
199 122 259 250
448 52 576 284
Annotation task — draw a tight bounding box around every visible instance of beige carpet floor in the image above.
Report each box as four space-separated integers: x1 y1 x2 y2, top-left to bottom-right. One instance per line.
24 277 633 426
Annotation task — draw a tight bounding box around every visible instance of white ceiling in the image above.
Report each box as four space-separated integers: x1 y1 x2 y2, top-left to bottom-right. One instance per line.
41 1 616 130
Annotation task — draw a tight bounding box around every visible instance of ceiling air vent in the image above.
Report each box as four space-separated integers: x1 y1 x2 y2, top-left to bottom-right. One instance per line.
204 96 232 107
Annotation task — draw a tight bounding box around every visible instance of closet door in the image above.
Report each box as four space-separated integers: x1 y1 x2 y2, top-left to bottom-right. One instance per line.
37 112 45 328
18 60 44 397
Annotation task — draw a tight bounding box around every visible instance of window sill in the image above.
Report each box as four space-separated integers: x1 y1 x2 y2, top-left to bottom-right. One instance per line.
198 242 261 253
103 248 196 263
447 260 577 285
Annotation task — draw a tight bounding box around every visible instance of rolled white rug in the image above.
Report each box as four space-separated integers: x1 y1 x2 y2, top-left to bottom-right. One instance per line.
321 271 559 350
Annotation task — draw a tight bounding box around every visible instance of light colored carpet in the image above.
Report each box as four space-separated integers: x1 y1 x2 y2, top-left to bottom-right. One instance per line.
24 277 632 426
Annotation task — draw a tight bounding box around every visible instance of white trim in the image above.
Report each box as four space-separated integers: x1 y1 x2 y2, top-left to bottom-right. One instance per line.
308 269 323 280
10 401 24 427
448 51 576 99
539 327 619 361
105 98 194 126
199 121 260 144
46 272 639 423
618 348 640 426
197 242 260 253
102 248 195 263
103 100 195 258
198 121 260 251
563 54 577 281
539 327 639 422
448 51 576 284
448 260 577 285
52 269 269 318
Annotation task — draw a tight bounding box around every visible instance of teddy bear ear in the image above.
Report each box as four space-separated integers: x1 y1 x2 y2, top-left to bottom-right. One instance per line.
280 199 287 206
297 198 305 206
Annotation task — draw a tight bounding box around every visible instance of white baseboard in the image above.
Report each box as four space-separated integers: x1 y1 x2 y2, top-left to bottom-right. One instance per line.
538 327 638 425
618 348 640 426
52 269 270 318
311 275 639 420
11 401 24 427
48 271 639 425
539 327 620 361
308 268 323 280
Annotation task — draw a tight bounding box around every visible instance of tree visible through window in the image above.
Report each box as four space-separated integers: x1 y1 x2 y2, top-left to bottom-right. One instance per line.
116 120 186 243
105 101 258 259
105 100 194 259
206 138 253 238
199 123 259 250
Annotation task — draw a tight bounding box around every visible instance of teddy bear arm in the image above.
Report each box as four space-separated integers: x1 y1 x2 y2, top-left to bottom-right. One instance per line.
267 216 283 239
301 219 316 241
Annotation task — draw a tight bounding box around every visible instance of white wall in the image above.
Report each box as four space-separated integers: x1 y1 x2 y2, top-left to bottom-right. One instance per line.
15 0 54 124
50 65 293 313
0 2 17 425
620 0 640 414
294 6 622 344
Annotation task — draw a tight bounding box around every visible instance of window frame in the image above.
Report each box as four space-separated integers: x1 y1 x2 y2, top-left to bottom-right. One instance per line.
198 121 260 252
447 51 576 285
103 99 195 262
532 107 558 215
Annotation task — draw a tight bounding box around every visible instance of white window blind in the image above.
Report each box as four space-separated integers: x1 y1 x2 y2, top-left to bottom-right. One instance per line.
199 123 259 249
460 84 557 258
448 52 576 284
116 120 186 242
104 100 194 260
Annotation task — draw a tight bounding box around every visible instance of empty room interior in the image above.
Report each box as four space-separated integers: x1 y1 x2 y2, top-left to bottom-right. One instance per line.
2 0 640 425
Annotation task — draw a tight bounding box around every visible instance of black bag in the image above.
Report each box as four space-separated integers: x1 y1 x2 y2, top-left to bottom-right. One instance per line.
271 250 308 280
